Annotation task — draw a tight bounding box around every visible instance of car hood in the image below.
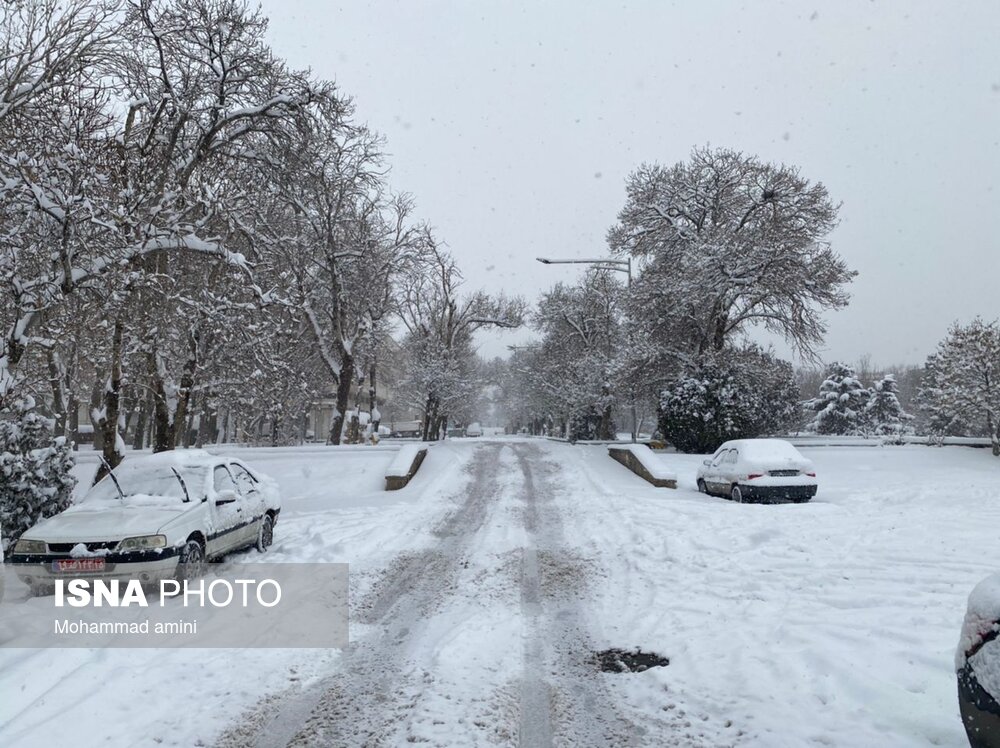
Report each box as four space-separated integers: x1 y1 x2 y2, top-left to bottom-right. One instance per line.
24 504 190 542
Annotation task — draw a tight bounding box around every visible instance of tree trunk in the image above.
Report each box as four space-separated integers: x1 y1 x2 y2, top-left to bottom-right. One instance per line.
172 331 199 449
46 348 67 437
422 394 439 441
328 353 354 445
150 350 173 453
132 391 149 450
196 396 216 448
68 394 79 450
89 381 104 451
369 362 379 430
95 318 125 484
433 413 447 441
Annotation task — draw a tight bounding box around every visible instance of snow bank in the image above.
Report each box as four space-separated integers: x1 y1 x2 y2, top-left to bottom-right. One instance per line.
608 444 677 487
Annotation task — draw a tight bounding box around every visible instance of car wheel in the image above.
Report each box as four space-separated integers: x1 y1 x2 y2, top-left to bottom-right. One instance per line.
176 539 206 581
731 485 743 503
697 479 708 494
256 515 274 553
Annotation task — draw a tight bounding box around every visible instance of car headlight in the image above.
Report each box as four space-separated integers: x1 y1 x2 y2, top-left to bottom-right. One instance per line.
13 538 47 554
116 535 167 552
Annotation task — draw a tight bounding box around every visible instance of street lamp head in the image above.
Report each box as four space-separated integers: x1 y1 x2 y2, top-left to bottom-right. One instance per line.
535 257 552 264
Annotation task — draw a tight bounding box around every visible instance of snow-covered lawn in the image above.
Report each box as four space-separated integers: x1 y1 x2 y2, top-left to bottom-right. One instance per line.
0 440 995 746
0 443 475 748
566 443 999 746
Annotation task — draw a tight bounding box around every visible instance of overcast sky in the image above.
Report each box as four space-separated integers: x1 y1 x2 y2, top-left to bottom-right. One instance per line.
259 0 999 368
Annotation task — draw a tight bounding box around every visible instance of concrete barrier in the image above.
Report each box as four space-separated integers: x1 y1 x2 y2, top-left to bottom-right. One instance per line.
608 444 677 488
385 444 428 490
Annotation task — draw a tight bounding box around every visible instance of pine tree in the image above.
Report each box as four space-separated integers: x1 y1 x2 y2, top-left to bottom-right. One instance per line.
804 362 870 435
917 318 1000 456
0 397 77 551
865 374 913 440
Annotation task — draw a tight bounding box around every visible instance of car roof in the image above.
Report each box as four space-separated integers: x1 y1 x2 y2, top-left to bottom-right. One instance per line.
717 439 804 456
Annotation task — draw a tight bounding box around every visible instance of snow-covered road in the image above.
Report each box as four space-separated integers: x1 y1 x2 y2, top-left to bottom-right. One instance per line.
1 438 996 747
217 441 640 747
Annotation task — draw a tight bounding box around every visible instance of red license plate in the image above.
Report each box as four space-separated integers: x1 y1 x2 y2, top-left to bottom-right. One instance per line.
52 558 106 573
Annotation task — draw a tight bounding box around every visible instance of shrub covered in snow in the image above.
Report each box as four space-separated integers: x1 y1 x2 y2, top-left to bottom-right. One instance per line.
803 362 870 435
0 397 76 552
657 346 798 453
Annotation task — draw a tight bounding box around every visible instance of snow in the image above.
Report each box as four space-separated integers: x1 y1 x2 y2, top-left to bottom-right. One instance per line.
613 443 677 481
958 572 1000 699
0 440 996 746
562 442 998 746
385 443 427 479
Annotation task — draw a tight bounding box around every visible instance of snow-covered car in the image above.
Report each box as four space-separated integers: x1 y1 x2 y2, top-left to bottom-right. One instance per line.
465 422 483 437
957 573 1000 747
696 438 817 503
9 450 280 593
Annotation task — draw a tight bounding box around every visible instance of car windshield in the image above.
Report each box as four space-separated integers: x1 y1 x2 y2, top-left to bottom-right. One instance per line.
82 466 208 505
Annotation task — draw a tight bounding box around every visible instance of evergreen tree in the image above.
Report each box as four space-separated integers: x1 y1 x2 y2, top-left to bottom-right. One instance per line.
804 362 870 435
865 374 913 440
917 318 1000 455
0 397 76 552
658 346 799 453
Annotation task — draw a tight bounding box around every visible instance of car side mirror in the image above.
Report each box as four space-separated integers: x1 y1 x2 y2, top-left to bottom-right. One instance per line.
215 490 238 506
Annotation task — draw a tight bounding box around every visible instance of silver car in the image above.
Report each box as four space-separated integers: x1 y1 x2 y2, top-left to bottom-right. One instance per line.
697 438 818 503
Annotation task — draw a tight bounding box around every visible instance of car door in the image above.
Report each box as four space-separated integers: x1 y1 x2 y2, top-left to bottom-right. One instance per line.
211 464 248 555
707 449 730 493
230 462 265 543
722 448 740 489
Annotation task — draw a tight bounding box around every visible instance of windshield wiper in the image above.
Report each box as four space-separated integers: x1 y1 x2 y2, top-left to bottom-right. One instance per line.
171 467 191 503
100 457 126 502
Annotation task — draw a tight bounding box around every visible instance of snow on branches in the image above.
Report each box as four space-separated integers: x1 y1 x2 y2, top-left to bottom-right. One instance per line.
918 318 1000 455
609 146 855 358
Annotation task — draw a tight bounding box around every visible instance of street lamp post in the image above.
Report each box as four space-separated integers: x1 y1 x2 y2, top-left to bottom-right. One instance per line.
535 256 638 443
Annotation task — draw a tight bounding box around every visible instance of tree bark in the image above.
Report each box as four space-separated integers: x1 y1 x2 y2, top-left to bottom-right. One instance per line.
46 348 67 437
422 394 439 441
89 381 104 451
94 318 125 484
172 330 199 448
150 350 172 453
328 352 354 445
131 393 148 451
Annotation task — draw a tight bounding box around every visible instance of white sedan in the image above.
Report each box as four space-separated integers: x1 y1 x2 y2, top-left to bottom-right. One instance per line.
9 450 280 593
697 438 818 503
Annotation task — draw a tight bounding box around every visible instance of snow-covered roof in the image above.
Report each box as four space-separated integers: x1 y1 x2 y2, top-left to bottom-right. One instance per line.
721 438 802 457
114 449 220 472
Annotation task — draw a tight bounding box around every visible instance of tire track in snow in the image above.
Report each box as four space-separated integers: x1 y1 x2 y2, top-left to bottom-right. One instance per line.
511 442 640 747
214 442 510 748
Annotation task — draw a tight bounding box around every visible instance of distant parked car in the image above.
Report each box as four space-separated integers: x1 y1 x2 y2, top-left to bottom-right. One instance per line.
697 439 817 503
465 422 483 437
9 450 280 594
957 573 1000 747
